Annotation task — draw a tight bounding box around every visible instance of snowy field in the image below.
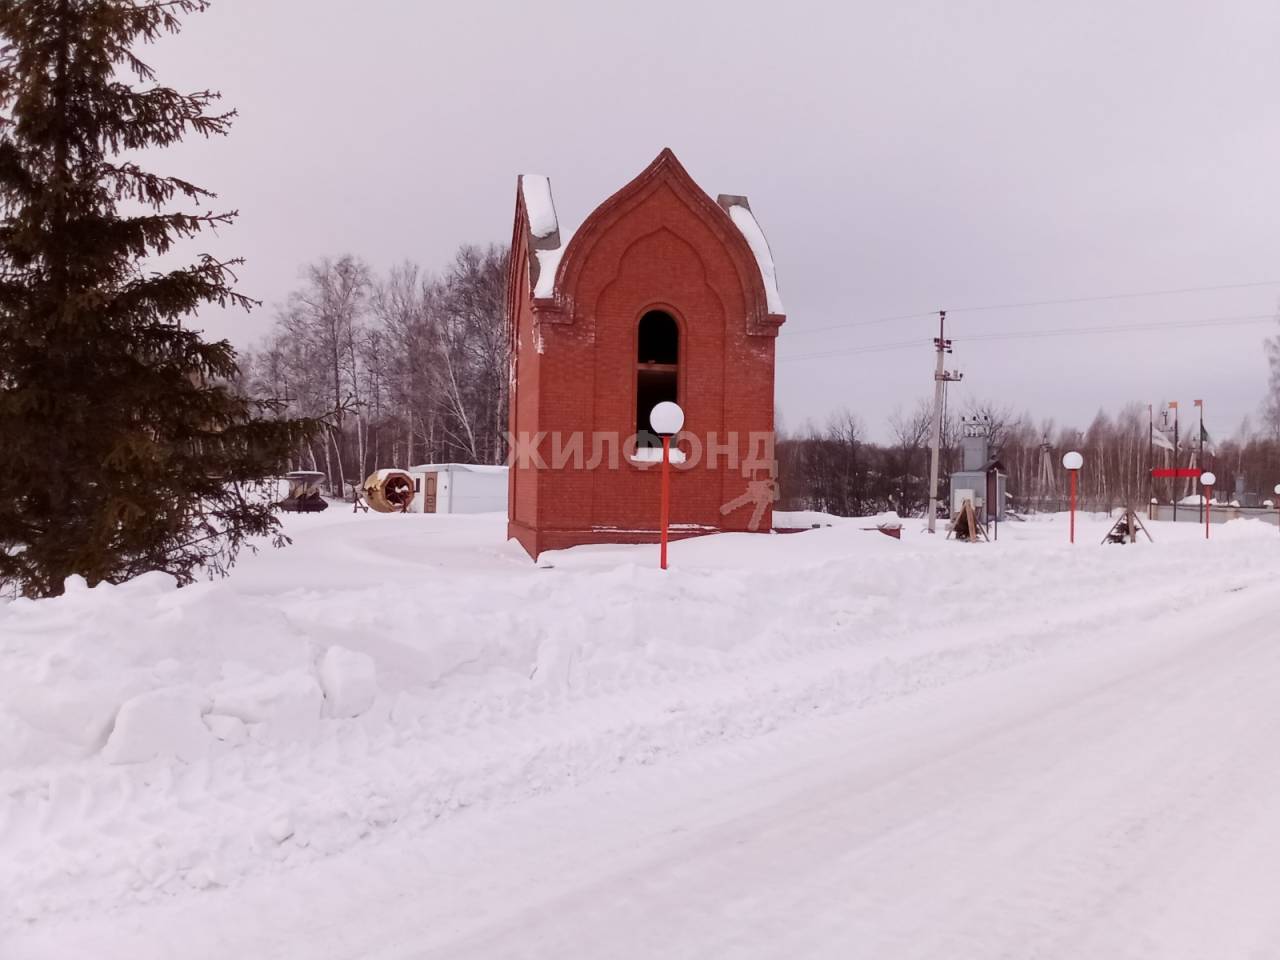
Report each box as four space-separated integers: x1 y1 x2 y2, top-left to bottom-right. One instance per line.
4 509 1280 958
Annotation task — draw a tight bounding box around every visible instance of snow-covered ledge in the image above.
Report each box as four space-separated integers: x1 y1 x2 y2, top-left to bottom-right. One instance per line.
629 446 687 465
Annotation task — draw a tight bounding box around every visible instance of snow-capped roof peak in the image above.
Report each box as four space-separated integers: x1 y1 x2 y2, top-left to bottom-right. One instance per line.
520 174 559 241
719 196 783 315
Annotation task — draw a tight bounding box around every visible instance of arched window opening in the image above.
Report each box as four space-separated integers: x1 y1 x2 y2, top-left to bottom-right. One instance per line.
635 310 679 446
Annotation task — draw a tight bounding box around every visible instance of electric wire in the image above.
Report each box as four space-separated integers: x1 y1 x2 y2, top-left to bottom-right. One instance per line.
778 312 1276 364
786 278 1280 337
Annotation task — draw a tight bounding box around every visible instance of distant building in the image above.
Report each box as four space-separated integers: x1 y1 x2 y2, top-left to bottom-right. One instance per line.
405 464 508 515
506 149 786 558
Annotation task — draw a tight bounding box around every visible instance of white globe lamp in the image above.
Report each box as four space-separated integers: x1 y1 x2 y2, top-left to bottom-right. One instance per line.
649 401 685 438
1200 472 1217 540
1062 451 1083 543
649 401 685 571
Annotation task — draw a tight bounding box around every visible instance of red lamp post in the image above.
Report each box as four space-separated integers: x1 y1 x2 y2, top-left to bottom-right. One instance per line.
1201 471 1216 540
650 401 685 570
1062 451 1083 544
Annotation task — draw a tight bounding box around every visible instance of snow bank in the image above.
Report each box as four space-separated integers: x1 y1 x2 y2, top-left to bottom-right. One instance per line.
211 667 324 741
319 645 378 718
102 686 213 765
3 509 1279 934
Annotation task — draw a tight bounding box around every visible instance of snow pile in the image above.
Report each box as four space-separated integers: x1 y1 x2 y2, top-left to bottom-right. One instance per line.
211 666 326 741
3 509 1279 937
101 687 214 765
319 646 377 718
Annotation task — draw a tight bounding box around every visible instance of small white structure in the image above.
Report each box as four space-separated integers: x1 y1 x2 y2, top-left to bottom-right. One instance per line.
406 463 508 514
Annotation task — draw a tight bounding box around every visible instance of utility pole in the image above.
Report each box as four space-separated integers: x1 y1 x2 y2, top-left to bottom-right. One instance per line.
927 311 963 533
1195 399 1205 524
1172 401 1179 523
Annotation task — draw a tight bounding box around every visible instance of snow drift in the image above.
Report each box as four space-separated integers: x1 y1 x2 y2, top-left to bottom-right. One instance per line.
2 509 1278 934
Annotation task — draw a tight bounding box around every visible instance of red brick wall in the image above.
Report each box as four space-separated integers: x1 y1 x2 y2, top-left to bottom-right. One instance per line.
508 151 782 558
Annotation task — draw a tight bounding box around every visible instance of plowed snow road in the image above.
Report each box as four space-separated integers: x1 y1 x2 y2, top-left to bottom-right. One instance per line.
15 579 1280 960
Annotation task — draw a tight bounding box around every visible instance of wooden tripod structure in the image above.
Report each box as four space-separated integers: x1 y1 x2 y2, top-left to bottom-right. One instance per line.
1035 437 1057 506
1102 505 1153 545
947 498 989 542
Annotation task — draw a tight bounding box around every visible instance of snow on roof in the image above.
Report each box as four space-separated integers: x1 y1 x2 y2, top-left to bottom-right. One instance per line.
520 174 573 299
408 463 509 475
725 202 784 314
532 245 564 299
520 175 559 240
521 163 782 311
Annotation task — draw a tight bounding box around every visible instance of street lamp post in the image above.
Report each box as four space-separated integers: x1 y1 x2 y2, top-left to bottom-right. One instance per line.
1274 483 1280 534
650 401 685 570
1201 471 1216 540
1063 451 1083 544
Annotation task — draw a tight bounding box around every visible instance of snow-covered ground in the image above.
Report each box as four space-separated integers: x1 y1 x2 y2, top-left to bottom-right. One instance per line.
4 509 1280 958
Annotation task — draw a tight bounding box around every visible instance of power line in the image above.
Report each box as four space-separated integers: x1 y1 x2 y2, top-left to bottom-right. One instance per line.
786 279 1280 338
781 338 929 363
960 312 1275 345
791 310 937 336
947 281 1280 316
780 336 931 363
778 312 1276 364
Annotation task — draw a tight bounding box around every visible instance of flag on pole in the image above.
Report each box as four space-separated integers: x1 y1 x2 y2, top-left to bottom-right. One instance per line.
1198 423 1214 456
1152 426 1175 451
1193 400 1214 456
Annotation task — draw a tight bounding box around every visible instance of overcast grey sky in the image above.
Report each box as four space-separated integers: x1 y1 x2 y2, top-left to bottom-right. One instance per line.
146 0 1280 440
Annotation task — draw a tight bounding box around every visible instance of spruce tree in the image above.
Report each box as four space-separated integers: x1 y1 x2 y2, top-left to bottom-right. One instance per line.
0 0 317 597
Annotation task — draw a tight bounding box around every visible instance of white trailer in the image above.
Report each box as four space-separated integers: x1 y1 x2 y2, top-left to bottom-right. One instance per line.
405 463 508 514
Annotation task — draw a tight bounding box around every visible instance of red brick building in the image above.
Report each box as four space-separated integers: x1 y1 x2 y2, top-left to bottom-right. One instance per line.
506 149 785 559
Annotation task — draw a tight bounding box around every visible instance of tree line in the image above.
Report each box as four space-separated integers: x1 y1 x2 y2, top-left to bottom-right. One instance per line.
780 303 1280 516
777 397 1280 517
241 246 509 498
246 255 1280 517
